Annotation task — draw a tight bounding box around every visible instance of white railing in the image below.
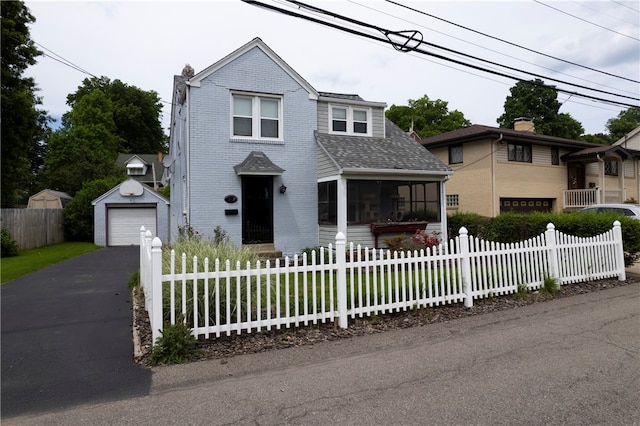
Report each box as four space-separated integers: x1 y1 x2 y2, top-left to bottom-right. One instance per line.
563 188 626 208
139 222 626 344
563 188 600 208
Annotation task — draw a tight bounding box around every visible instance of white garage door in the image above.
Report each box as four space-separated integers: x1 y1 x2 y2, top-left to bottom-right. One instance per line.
108 208 156 246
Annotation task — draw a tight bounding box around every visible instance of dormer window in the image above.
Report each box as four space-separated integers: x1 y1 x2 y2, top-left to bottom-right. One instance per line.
126 159 147 176
330 105 371 136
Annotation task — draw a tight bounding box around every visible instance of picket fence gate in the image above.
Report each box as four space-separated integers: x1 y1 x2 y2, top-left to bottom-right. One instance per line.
139 222 626 344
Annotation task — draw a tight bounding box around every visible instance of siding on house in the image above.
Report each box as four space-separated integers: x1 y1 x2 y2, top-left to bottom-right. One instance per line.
316 101 386 138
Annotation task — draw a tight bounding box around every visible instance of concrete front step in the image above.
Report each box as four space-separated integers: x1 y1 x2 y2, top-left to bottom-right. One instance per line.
244 243 282 259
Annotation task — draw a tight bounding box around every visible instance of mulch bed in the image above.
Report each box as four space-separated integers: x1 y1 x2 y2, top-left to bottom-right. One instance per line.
132 275 638 366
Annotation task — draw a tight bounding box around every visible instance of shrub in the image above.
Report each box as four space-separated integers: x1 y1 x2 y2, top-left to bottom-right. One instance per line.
1 228 19 258
447 211 640 266
148 317 199 366
64 176 125 241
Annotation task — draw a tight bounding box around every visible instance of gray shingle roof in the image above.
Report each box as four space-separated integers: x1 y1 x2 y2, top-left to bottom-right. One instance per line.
234 151 285 175
316 118 451 174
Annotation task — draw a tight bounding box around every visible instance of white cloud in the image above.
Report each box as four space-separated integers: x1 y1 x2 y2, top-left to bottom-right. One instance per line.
24 0 639 136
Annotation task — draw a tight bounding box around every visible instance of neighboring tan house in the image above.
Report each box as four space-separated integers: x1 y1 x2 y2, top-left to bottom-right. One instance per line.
27 189 72 209
164 37 451 255
116 153 165 190
420 119 640 217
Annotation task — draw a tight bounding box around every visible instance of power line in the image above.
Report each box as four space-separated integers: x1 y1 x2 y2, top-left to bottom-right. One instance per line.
573 0 640 27
352 0 638 97
33 40 97 78
612 0 640 13
258 0 639 107
534 0 640 41
384 0 639 84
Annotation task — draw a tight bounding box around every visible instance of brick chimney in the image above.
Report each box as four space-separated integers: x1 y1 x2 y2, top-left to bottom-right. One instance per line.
514 117 535 133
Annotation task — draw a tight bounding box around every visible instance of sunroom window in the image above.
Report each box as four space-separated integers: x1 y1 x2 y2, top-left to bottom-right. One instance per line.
317 180 440 226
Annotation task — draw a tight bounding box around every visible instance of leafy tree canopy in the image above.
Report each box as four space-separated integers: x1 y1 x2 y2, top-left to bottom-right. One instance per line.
1 1 50 207
606 107 640 142
65 76 166 153
386 94 471 138
497 78 584 139
39 90 123 195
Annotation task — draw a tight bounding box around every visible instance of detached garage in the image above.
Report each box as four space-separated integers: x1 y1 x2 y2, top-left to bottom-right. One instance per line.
93 179 169 246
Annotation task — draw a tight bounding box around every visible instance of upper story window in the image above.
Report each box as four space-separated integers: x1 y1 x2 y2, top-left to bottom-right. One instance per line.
126 160 147 176
232 93 282 140
551 147 560 165
449 145 463 164
508 143 532 163
330 105 371 136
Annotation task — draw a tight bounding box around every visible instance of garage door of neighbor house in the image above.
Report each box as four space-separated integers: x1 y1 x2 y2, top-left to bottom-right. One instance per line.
107 207 156 246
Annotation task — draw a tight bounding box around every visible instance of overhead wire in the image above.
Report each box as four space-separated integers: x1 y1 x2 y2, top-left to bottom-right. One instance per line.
384 0 639 84
352 0 638 97
246 0 639 108
611 0 640 13
533 0 640 41
572 0 640 27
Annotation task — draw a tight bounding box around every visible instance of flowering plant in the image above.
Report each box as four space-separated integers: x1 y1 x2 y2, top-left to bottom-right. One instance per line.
411 229 441 250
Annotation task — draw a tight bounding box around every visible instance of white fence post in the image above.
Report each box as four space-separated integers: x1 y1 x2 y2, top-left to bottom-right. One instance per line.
335 232 348 329
459 227 473 308
139 226 146 291
151 237 163 345
545 223 559 282
612 220 626 281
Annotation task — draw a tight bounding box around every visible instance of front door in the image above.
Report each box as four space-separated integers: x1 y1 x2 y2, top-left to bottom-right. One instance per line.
242 176 273 244
567 163 585 189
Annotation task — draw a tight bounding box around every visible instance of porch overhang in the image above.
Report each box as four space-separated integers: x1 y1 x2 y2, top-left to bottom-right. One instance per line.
339 168 453 180
561 145 632 162
234 151 285 176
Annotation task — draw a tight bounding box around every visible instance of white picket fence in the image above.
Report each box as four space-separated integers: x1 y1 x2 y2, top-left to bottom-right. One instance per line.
139 222 626 344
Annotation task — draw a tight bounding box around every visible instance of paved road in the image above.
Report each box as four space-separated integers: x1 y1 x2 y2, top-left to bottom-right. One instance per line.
4 281 638 425
1 247 151 418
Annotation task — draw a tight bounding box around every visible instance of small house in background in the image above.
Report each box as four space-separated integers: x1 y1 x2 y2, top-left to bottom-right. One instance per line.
27 189 72 209
116 153 165 190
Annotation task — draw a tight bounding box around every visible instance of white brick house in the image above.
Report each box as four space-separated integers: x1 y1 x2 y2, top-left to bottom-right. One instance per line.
165 38 451 255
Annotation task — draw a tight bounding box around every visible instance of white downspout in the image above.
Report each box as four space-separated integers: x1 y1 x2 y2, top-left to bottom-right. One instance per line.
440 176 449 242
597 153 604 204
185 84 191 227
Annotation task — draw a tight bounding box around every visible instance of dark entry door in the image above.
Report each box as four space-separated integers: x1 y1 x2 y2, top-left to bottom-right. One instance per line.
242 176 273 244
567 164 585 189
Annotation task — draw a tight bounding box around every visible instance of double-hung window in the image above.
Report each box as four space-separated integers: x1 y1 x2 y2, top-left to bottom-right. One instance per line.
232 93 282 139
330 105 371 135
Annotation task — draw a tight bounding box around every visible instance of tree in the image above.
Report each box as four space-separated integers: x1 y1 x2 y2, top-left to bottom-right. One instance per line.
497 79 584 139
606 107 640 142
64 176 125 241
66 76 166 153
386 95 471 138
1 1 50 206
39 89 123 195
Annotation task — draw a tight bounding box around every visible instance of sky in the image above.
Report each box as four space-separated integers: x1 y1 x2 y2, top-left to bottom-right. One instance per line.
24 0 640 137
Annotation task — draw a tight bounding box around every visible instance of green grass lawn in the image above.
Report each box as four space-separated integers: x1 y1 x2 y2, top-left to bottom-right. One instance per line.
1 242 102 284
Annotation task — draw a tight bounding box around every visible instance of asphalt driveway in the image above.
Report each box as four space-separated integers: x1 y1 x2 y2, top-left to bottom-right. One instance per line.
1 246 151 418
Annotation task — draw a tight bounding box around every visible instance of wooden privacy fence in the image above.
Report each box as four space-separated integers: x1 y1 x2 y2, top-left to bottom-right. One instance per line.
1 209 64 250
140 222 626 344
